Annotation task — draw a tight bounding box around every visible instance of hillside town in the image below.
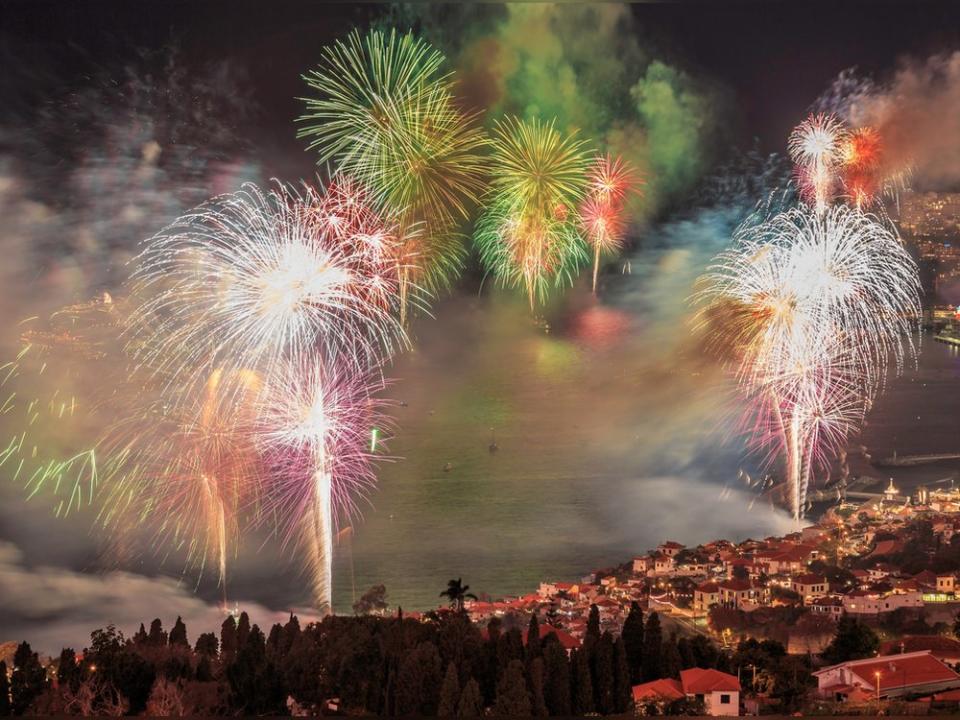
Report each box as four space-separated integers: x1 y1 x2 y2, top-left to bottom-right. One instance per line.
9 487 960 715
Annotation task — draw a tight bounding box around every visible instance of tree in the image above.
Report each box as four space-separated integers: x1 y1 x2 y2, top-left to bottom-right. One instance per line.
593 632 615 714
396 642 442 716
147 618 167 646
733 564 750 581
235 612 251 650
642 612 664 680
195 632 218 659
456 678 483 717
353 584 389 615
953 610 960 641
572 649 594 715
440 578 478 612
169 616 189 647
10 642 46 715
132 623 148 645
438 662 460 717
56 648 82 694
146 677 185 716
226 624 284 715
662 638 683 680
220 616 237 663
542 639 570 716
0 661 10 717
622 601 645 682
586 604 601 643
494 660 531 716
526 613 542 662
821 616 879 664
529 657 548 717
614 636 632 713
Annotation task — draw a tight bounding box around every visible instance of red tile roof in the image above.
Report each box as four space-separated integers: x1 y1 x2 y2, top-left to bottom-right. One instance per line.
879 636 960 660
681 668 741 694
696 582 720 593
794 573 827 585
632 678 685 703
525 625 581 651
815 651 960 692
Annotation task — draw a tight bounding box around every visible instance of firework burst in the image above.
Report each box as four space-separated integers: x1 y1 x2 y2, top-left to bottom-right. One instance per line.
579 154 641 293
476 116 590 308
698 203 919 521
298 29 489 321
127 179 404 410
788 113 849 213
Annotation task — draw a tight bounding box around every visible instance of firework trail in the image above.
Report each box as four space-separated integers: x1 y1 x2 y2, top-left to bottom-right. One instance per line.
298 29 488 323
255 358 388 614
698 203 920 521
579 154 641 293
476 116 590 309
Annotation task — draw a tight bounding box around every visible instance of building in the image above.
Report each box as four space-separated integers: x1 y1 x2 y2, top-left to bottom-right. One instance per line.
633 668 741 716
814 651 960 700
791 574 829 604
810 595 844 618
657 541 685 558
879 636 960 667
717 579 769 611
694 582 720 615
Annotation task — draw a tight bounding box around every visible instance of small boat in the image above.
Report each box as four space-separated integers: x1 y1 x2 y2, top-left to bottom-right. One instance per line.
488 428 499 454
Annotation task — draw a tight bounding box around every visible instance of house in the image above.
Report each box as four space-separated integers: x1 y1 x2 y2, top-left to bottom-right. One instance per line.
810 595 844 618
632 556 653 575
791 574 829 604
657 541 685 558
937 573 957 594
633 668 741 716
694 582 720 615
650 553 676 577
814 651 960 699
842 588 923 615
717 579 769 611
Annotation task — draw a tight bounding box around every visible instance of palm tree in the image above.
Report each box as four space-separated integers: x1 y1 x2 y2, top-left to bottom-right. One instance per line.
440 578 477 612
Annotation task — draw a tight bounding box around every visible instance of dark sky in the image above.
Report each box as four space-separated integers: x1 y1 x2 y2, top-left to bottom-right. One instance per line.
4 1 960 171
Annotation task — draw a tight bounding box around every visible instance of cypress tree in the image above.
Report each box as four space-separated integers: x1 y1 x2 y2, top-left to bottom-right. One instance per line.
494 660 531 716
529 656 548 717
622 601 645 682
614 636 633 713
56 648 81 693
169 616 188 647
662 637 683 680
438 662 461 717
526 613 542 663
572 649 594 715
147 618 167 646
586 604 601 643
456 678 483 717
235 612 251 650
642 612 664 680
543 639 571 716
593 632 615 714
220 616 238 663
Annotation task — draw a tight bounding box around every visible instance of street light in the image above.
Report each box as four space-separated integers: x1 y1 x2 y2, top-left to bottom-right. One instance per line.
874 671 881 703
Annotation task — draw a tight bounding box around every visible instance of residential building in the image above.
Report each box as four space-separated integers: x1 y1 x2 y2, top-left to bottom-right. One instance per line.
633 668 741 716
814 651 960 700
791 574 829 604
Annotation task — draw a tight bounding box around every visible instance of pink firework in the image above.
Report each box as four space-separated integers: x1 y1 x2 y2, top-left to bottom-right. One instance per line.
256 357 390 614
579 154 641 293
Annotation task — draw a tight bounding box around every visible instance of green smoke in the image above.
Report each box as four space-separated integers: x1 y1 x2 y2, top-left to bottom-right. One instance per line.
385 3 726 219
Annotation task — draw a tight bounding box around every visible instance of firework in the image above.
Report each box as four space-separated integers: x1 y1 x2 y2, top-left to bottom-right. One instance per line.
256 358 388 614
127 179 405 410
298 29 489 321
579 154 641 293
475 116 590 308
788 113 849 213
698 203 919 521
